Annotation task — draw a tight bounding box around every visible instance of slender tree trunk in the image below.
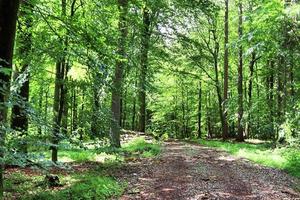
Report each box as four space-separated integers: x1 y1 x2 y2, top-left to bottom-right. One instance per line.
38 87 43 135
44 86 49 134
186 88 190 138
268 60 275 138
197 81 202 138
72 85 78 132
237 1 244 142
79 89 85 142
223 0 229 140
52 61 64 162
181 85 185 138
210 28 225 139
91 86 100 137
0 0 20 197
52 0 74 161
122 89 127 129
213 46 225 139
132 91 136 131
138 7 151 133
110 0 128 148
206 91 212 138
247 52 256 137
277 57 284 139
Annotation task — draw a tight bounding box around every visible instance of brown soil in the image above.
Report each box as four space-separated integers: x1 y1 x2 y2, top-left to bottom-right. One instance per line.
117 140 300 200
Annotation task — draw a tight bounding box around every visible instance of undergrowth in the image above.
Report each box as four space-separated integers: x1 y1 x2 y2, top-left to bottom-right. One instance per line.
4 137 160 199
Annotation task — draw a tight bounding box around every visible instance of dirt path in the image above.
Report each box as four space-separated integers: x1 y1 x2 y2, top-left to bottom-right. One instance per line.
117 141 300 200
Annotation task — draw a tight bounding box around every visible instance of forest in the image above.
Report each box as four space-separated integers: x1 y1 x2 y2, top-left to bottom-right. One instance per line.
0 0 299 199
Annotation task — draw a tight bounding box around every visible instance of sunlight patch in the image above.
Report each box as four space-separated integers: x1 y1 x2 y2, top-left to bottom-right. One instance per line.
217 155 236 161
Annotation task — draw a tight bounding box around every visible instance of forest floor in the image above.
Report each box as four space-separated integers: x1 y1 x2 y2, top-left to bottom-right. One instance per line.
116 140 300 200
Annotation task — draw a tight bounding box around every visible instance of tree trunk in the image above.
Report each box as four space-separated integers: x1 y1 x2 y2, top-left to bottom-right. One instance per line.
277 57 284 139
206 91 212 138
72 84 78 133
132 91 136 131
197 81 202 138
246 52 256 137
210 28 225 139
237 1 244 142
37 87 43 135
11 0 33 154
52 61 65 162
268 60 275 138
122 89 127 129
138 7 151 133
91 86 100 137
110 0 128 148
0 0 20 197
223 0 229 140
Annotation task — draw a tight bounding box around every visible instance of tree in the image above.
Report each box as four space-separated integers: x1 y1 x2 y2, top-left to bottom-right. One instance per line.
110 0 129 148
11 0 34 154
0 0 20 197
237 0 244 142
138 6 152 133
223 0 229 140
51 0 76 162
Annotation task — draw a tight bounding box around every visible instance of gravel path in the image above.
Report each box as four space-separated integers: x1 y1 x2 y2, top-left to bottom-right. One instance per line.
118 141 300 200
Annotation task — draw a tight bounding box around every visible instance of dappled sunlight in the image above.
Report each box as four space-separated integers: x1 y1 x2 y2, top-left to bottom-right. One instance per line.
161 187 176 192
217 155 237 162
94 153 118 163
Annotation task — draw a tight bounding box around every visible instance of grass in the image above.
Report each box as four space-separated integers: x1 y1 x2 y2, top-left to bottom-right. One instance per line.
4 172 125 200
121 137 161 158
5 137 161 199
37 137 160 163
196 139 300 178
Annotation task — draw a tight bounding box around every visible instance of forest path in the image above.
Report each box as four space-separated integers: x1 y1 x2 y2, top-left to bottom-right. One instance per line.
117 140 300 200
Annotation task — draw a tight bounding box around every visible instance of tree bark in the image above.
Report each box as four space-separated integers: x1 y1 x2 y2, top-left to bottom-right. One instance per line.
223 0 229 140
246 52 257 137
138 7 151 133
0 0 20 197
237 1 244 142
110 0 128 148
197 80 202 138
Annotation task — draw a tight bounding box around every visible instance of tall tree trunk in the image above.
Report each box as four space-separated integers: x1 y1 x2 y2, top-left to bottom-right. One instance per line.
11 0 33 154
268 60 275 138
52 61 65 162
44 85 49 134
38 87 43 135
246 52 257 137
91 86 100 137
122 89 127 129
132 91 136 131
237 1 244 142
51 0 74 161
138 7 151 133
110 0 128 148
223 0 229 140
72 84 78 133
206 91 212 138
181 85 185 138
79 89 85 142
277 57 284 139
0 0 20 197
197 80 202 138
210 28 225 139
